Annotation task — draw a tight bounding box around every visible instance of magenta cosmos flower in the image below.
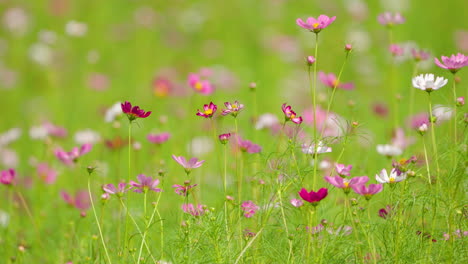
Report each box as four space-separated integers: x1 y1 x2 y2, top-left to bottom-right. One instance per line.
55 143 92 166
172 182 198 196
222 101 244 117
434 53 468 73
352 183 383 200
218 133 231 144
147 132 171 144
0 168 15 185
182 203 207 216
196 102 217 118
236 137 262 153
241 201 259 218
296 15 336 33
281 103 303 124
335 164 352 177
172 155 205 174
130 174 162 193
121 101 152 121
377 12 405 26
102 182 130 196
319 72 354 90
324 176 369 194
188 73 214 95
298 188 328 206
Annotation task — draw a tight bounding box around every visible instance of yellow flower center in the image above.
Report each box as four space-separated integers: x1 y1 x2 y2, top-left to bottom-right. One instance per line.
232 104 237 109
344 182 349 188
313 23 320 28
389 177 395 183
195 82 203 90
290 113 296 119
332 80 340 87
204 109 213 115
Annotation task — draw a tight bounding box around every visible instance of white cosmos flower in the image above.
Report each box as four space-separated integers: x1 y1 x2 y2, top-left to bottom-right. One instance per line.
302 141 332 155
432 105 453 124
376 168 406 184
105 102 122 123
376 144 402 157
74 129 101 145
412 73 448 92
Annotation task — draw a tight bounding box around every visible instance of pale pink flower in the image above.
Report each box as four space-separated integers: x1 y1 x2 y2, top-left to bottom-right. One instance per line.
241 201 259 218
37 163 57 184
318 72 355 90
129 174 162 193
182 203 207 216
102 182 130 196
172 155 205 173
296 15 336 33
434 53 468 73
147 132 171 144
290 199 304 207
61 190 90 211
377 12 405 26
55 144 92 166
335 164 352 177
188 73 214 95
351 183 383 200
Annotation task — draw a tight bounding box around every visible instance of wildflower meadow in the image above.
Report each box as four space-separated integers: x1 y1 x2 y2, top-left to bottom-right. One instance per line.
1 0 468 263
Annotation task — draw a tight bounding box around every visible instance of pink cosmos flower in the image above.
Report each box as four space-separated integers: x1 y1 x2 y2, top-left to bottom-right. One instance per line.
36 163 57 184
172 155 205 173
378 205 393 219
121 101 152 121
389 44 404 56
296 15 336 33
335 164 353 177
290 199 304 207
0 168 15 185
43 122 68 138
102 182 130 196
222 101 244 117
324 176 369 194
55 143 92 166
152 77 173 97
188 73 214 95
61 190 90 211
457 96 465 106
241 201 259 218
298 188 328 205
318 72 355 90
407 113 430 130
172 181 198 196
351 183 383 200
182 203 207 216
306 56 316 65
147 132 171 144
411 49 430 61
236 137 262 153
377 12 405 26
281 103 303 124
391 128 414 150
129 174 162 193
196 102 217 118
218 133 231 144
434 53 468 73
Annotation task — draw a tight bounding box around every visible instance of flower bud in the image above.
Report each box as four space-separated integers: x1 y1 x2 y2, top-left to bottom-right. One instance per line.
306 56 316 66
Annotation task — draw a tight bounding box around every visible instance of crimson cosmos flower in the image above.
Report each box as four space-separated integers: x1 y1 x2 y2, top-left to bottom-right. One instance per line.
196 102 217 118
298 188 328 206
0 168 15 185
121 101 152 121
281 103 303 124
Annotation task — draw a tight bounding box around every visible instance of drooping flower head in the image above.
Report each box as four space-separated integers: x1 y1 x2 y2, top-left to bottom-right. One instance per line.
434 53 468 73
129 174 162 193
377 12 405 27
241 200 259 218
222 101 244 117
335 163 353 177
296 15 336 33
318 72 355 90
182 203 207 217
172 181 198 196
55 144 92 166
188 73 214 95
298 188 328 206
37 163 57 184
0 168 15 185
147 132 171 145
121 101 152 121
196 102 217 118
281 103 303 124
412 73 448 93
351 183 383 200
218 133 231 144
172 155 205 174
324 176 368 194
375 168 406 184
102 182 130 197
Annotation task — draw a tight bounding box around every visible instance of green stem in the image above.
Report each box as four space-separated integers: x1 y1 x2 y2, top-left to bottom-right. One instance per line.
310 33 319 189
427 93 440 180
124 122 132 256
452 74 458 143
422 136 432 185
137 192 159 264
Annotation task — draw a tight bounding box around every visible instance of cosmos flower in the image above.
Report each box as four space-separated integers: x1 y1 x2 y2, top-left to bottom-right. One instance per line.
301 141 332 155
102 182 130 196
236 137 262 153
324 176 369 194
61 190 90 211
318 72 354 90
241 201 259 218
218 133 231 144
411 49 430 61
281 103 303 124
412 74 448 92
377 12 405 26
182 203 207 216
222 101 244 117
188 73 214 95
306 56 316 65
290 199 304 207
121 101 152 121
298 188 328 205
0 168 15 185
376 144 402 157
376 168 406 184
36 163 57 184
105 102 123 123
196 102 217 118
172 155 205 174
172 181 198 196
55 144 93 166
335 163 353 177
434 53 468 73
351 183 383 200
389 44 404 57
129 174 162 193
296 15 336 33
147 132 171 145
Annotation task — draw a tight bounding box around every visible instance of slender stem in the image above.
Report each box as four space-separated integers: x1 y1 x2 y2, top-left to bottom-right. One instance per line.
223 144 231 253
452 74 458 143
427 93 440 179
277 184 292 261
310 33 319 189
87 175 112 264
137 192 159 264
124 122 132 256
422 136 432 185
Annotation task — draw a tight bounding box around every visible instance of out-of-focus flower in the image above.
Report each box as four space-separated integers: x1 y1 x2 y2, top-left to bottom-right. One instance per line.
351 183 383 200
172 155 205 174
147 132 171 145
218 133 231 144
222 101 244 117
172 181 197 196
411 49 430 62
418 124 428 135
302 141 332 155
376 144 402 157
0 128 21 148
377 12 405 26
2 7 30 35
236 137 262 153
255 113 280 130
43 122 67 138
345 44 353 52
38 30 57 45
378 205 393 219
182 203 207 216
0 149 18 167
306 56 316 65
102 182 130 196
37 163 57 184
281 103 303 124
290 199 304 207
187 136 214 156
61 190 90 211
296 15 336 33
434 53 468 73
105 136 127 150
55 144 92 166
0 168 15 185
319 72 355 90
65 21 87 37
376 168 406 184
152 77 172 97
391 128 414 150
241 201 259 218
455 30 468 52
324 176 369 194
29 43 53 66
196 102 217 118
121 101 152 121
412 74 448 92
457 97 465 106
407 113 430 130
372 102 389 118
298 188 328 205
133 6 157 28
0 210 9 227
129 174 162 193
87 73 109 91
188 73 214 95
432 105 454 124
74 129 101 145
389 44 404 57
105 102 123 123
335 164 353 177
